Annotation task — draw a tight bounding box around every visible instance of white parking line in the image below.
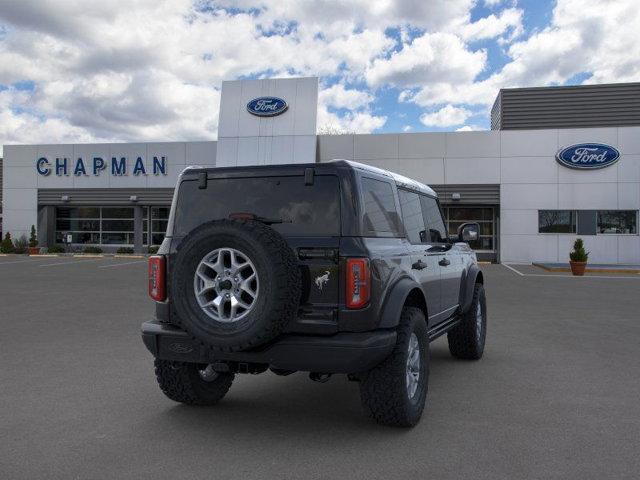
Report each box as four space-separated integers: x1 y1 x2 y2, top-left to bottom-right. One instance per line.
39 258 103 267
502 263 640 280
502 263 524 276
98 260 146 269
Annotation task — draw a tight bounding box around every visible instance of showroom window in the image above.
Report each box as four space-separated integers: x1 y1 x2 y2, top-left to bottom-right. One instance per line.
56 207 134 245
445 207 495 251
538 210 577 233
597 210 638 234
143 207 170 246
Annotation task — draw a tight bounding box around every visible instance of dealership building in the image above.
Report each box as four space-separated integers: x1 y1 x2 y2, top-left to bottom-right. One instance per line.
1 78 639 264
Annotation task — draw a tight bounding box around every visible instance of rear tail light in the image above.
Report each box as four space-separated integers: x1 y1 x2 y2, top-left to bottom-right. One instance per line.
149 255 166 302
346 258 370 309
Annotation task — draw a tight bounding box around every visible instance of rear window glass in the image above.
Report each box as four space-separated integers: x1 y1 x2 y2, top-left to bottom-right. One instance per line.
173 175 340 237
361 177 402 235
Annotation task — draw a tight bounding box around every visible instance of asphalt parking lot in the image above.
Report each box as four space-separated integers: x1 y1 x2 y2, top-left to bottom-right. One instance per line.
1 256 639 479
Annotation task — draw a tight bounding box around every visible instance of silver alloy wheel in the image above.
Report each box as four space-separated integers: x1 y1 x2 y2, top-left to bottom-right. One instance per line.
198 364 219 382
475 301 483 339
406 333 421 399
193 247 259 323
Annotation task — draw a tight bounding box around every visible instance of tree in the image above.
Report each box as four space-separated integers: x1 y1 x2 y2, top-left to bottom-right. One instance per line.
29 225 38 248
1 232 15 253
569 238 589 262
317 123 355 135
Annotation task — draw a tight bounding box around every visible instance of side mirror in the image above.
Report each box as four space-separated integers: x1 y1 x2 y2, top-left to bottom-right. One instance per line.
457 222 480 243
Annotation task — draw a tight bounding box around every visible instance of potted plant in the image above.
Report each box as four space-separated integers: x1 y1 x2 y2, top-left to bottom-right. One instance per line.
569 238 589 276
1 232 15 254
28 225 40 255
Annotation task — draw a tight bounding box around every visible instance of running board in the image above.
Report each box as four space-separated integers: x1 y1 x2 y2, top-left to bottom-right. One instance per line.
427 316 461 342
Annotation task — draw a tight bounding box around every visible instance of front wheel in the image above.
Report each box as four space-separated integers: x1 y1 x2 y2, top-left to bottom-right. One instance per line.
359 307 429 427
447 283 487 360
154 359 235 405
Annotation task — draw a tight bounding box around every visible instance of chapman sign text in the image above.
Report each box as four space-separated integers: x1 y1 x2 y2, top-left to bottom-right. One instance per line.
36 156 167 177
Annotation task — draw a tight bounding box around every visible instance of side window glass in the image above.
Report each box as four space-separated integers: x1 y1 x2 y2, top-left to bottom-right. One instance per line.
420 195 447 243
361 177 401 235
398 189 427 244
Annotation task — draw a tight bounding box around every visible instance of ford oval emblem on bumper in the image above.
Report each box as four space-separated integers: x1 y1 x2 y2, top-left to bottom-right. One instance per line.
556 143 620 170
247 97 288 117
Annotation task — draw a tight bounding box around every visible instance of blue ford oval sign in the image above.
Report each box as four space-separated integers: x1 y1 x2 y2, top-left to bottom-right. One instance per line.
247 97 288 117
556 143 620 170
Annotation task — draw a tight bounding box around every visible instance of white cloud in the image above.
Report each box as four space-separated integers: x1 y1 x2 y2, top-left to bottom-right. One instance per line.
317 105 386 134
484 0 506 7
420 105 472 127
456 125 484 132
459 8 523 42
404 0 640 110
402 125 413 132
319 84 373 110
0 0 638 147
366 32 486 88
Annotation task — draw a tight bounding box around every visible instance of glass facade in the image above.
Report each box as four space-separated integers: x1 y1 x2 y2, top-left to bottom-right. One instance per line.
597 210 637 234
538 210 577 233
444 207 495 252
538 210 638 235
55 206 170 246
144 207 170 246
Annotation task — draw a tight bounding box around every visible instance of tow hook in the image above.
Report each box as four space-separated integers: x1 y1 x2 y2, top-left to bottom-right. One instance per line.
309 372 332 383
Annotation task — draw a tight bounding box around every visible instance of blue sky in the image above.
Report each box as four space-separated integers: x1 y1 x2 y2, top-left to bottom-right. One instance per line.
0 0 638 149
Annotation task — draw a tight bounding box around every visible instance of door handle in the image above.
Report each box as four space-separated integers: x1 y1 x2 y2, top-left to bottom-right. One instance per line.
439 257 451 267
412 260 427 270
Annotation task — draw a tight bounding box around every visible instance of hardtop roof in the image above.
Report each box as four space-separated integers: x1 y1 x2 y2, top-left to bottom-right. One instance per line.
181 159 437 197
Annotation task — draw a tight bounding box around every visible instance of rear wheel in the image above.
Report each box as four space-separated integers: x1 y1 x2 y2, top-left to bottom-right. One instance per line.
447 283 487 360
359 307 429 427
154 359 235 405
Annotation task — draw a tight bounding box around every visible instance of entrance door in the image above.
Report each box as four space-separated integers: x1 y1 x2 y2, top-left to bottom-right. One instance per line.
445 206 497 262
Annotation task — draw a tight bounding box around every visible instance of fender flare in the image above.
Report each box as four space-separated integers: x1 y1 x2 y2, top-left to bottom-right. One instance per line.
378 277 426 329
459 263 484 314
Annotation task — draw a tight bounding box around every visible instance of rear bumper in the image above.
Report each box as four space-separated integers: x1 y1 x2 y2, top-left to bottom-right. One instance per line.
141 320 396 374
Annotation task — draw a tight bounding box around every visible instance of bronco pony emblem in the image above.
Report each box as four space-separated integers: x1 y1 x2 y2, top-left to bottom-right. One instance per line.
315 271 330 291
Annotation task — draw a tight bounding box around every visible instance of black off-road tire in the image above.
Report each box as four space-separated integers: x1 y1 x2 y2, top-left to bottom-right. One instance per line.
359 307 429 427
154 359 235 405
171 219 301 353
447 283 487 360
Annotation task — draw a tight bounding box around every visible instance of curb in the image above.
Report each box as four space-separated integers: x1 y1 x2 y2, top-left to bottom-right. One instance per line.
533 264 640 275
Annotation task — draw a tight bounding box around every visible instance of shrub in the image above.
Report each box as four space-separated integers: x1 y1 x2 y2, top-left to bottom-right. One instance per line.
29 225 38 248
13 235 29 254
1 233 15 253
116 247 135 254
47 245 65 254
148 245 159 254
569 238 589 262
83 246 103 254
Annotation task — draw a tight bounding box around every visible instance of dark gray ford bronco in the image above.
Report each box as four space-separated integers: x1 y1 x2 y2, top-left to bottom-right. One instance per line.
142 160 486 427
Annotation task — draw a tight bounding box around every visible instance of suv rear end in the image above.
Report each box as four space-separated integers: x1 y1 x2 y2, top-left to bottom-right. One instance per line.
142 160 487 427
143 161 396 374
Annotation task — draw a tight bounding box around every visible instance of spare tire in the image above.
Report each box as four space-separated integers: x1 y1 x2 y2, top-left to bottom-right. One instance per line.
170 219 301 352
